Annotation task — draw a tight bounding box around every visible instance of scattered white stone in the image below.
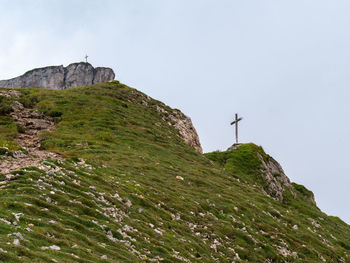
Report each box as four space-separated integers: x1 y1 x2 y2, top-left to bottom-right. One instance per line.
41 245 60 251
318 253 326 263
12 212 23 222
49 220 57 224
50 191 55 195
176 176 184 181
154 228 163 235
106 230 117 242
330 234 338 241
50 245 60 250
13 239 20 245
308 218 321 228
292 225 298 230
0 248 7 253
125 200 132 208
13 232 24 240
234 207 238 212
101 255 107 259
0 218 11 225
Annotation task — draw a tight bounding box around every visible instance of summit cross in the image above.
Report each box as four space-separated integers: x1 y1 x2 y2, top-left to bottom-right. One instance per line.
85 55 88 63
230 113 243 144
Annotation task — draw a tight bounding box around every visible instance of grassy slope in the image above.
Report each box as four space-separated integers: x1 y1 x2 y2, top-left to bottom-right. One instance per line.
0 82 349 262
0 95 20 152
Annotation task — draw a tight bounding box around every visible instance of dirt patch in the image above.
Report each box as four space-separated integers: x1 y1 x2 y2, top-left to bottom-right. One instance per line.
0 90 61 177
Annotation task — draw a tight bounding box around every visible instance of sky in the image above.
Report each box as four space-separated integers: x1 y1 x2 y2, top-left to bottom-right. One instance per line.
0 0 349 224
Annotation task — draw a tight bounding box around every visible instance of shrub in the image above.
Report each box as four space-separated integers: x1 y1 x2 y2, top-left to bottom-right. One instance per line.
47 110 63 117
16 124 26 133
0 104 13 115
0 147 8 155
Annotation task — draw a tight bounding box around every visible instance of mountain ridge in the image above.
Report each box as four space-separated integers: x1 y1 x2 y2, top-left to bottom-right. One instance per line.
0 81 349 262
0 63 115 90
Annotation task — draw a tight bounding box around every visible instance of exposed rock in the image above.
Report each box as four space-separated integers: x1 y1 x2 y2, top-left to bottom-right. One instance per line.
0 94 61 175
226 144 294 202
0 90 21 98
0 62 115 90
257 152 294 202
227 143 242 151
154 105 202 153
169 112 202 153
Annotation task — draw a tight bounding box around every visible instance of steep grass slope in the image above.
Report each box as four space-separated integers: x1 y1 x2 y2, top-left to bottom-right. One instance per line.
0 82 349 262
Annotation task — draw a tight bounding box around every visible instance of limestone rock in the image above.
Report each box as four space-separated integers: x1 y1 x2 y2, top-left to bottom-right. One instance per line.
169 112 202 153
0 62 115 90
155 106 202 153
94 67 116 84
257 152 293 202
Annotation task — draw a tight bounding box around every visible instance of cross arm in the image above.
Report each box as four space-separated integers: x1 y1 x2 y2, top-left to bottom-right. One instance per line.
230 117 242 125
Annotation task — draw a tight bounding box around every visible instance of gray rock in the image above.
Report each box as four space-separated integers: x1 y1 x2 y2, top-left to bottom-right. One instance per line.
0 62 115 90
257 152 293 202
154 105 202 153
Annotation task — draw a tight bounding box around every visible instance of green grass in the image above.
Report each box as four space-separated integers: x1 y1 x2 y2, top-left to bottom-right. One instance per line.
0 95 20 152
0 83 349 262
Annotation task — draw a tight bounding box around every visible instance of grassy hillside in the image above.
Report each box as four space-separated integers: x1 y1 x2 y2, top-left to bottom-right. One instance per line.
0 82 349 262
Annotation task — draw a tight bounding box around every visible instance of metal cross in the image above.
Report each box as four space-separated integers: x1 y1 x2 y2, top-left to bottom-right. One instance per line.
85 54 88 63
230 113 243 144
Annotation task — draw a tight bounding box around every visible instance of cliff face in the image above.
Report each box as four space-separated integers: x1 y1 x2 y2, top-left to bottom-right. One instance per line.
0 62 115 90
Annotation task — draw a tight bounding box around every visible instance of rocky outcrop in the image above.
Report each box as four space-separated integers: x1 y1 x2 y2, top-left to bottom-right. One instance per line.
155 105 202 153
0 90 61 176
256 153 293 202
124 90 203 154
226 143 296 203
169 112 202 153
0 62 115 90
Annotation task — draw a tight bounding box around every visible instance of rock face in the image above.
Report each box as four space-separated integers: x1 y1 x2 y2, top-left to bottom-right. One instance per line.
256 153 293 202
0 62 115 90
155 105 203 153
169 112 202 153
227 143 299 203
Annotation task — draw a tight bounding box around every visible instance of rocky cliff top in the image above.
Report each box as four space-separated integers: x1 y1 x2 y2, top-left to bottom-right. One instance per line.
0 62 115 90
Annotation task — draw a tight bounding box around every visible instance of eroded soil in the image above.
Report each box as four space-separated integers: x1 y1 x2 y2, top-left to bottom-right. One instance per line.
0 90 61 179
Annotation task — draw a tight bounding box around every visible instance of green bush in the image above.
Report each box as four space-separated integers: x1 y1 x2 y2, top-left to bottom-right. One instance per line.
16 124 26 133
292 182 314 200
0 104 13 115
0 147 8 155
47 110 63 117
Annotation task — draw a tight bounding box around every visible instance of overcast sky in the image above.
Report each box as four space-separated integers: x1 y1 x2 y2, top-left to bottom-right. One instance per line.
1 0 349 224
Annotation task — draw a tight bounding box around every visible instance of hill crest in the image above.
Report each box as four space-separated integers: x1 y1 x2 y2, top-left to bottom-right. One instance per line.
0 82 349 262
